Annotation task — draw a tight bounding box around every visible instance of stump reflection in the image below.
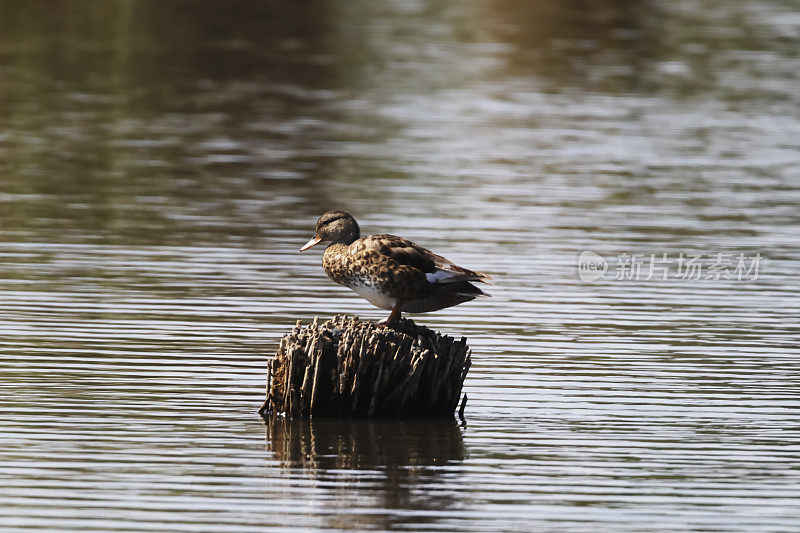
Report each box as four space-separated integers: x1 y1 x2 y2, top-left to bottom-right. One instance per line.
265 416 466 528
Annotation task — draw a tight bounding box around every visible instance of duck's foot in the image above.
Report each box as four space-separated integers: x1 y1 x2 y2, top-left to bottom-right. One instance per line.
376 302 402 327
376 317 397 327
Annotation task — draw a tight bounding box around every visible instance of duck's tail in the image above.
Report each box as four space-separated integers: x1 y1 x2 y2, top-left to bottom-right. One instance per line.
473 271 494 286
456 281 492 298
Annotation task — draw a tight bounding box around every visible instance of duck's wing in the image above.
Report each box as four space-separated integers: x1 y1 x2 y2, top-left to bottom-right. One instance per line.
363 234 493 286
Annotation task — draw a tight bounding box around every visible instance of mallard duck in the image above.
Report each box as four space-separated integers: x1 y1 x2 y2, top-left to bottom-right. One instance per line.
300 210 492 325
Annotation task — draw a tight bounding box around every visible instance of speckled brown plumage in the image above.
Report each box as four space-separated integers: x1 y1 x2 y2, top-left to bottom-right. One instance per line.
301 211 492 323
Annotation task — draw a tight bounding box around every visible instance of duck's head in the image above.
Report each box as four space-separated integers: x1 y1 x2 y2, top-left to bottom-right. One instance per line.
300 210 361 251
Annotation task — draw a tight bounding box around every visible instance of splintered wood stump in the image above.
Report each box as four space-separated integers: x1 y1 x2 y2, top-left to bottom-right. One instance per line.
259 315 472 419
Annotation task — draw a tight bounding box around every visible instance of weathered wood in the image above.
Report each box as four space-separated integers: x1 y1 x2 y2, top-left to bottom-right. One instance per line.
260 315 472 419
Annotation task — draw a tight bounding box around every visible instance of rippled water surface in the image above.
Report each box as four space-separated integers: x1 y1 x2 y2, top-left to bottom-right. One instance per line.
2 1 800 531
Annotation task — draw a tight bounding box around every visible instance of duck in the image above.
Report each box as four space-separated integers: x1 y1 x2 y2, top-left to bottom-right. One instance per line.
299 210 492 325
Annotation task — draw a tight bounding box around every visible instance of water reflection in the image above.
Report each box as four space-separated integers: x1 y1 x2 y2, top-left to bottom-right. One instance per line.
3 0 796 246
0 0 338 245
266 417 466 529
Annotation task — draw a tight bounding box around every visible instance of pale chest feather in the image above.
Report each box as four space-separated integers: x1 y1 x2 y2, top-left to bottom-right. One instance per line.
349 282 396 311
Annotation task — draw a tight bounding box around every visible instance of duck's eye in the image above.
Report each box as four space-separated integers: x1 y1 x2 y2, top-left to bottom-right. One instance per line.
321 215 346 227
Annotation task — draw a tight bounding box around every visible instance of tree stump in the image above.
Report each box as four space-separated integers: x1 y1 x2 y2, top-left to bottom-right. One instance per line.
259 315 472 419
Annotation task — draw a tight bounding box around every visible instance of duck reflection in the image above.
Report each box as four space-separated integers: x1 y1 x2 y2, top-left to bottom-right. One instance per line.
265 417 466 529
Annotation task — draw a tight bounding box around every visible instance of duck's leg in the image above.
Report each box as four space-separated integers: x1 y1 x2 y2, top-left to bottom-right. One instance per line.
377 301 402 326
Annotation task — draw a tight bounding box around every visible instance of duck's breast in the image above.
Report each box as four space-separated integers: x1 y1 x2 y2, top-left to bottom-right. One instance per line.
322 244 351 285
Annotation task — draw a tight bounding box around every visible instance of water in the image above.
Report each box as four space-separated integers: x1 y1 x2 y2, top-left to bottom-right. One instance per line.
1 0 799 531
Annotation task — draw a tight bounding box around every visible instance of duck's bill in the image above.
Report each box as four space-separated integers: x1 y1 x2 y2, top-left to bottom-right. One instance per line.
300 235 323 251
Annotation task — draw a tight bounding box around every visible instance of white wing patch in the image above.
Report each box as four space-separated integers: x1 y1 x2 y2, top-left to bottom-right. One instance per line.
425 269 460 284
